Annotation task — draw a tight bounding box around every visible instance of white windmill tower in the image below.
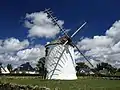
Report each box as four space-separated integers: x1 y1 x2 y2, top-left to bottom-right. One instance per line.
44 9 94 80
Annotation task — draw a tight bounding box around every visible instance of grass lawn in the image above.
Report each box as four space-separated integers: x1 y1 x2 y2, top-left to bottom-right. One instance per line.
0 76 120 90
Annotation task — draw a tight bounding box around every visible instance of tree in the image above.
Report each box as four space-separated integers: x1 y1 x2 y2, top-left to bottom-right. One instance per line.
76 62 89 68
0 62 2 74
36 57 47 79
7 64 13 73
96 62 117 75
117 68 120 72
36 57 45 73
75 62 89 72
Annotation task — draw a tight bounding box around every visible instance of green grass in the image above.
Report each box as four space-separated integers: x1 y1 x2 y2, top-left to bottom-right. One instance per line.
0 76 120 90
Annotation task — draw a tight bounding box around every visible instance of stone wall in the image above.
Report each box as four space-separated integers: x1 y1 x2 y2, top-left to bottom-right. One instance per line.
0 82 50 90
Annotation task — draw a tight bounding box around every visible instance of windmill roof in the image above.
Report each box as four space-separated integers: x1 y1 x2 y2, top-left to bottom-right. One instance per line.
45 35 73 47
45 39 61 47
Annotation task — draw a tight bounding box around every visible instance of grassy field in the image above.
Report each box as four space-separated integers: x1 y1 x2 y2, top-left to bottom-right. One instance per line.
0 76 120 90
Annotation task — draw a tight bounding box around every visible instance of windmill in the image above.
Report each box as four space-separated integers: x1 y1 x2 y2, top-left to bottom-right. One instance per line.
44 9 94 80
0 63 10 74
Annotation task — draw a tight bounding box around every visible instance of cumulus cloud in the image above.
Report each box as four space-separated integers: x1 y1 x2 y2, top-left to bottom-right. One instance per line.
77 36 113 51
77 20 120 68
106 20 120 42
0 37 29 53
0 37 45 68
25 11 64 38
0 38 29 67
0 54 20 67
17 45 45 63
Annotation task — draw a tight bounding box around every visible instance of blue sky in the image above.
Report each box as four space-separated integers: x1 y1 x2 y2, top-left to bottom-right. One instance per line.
0 0 120 40
1 0 120 68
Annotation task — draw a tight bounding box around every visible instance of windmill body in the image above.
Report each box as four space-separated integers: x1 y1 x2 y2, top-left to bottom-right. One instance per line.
45 40 77 80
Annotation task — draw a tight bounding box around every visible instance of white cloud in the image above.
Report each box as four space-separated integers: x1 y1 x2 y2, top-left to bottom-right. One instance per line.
16 45 45 66
25 11 64 38
77 20 120 68
0 53 20 68
77 36 113 50
106 20 120 42
0 38 30 67
17 45 45 60
0 38 29 53
0 42 45 68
